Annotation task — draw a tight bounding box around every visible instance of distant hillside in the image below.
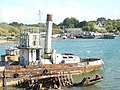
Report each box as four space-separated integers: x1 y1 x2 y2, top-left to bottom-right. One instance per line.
0 22 20 36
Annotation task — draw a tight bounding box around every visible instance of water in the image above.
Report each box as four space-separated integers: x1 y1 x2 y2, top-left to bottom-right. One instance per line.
0 37 120 90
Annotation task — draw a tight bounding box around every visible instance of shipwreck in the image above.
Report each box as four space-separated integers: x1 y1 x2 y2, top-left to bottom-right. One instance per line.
0 14 104 88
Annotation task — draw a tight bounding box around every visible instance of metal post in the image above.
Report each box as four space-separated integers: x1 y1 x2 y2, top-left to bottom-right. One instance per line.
2 68 6 87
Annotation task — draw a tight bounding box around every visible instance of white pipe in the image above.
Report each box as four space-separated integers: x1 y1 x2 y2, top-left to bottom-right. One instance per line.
45 14 52 54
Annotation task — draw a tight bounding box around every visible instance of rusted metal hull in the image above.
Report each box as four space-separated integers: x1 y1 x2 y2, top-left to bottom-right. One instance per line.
0 59 104 87
0 61 104 76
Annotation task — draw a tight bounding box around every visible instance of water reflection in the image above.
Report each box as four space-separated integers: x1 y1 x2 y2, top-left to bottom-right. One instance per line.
64 83 102 90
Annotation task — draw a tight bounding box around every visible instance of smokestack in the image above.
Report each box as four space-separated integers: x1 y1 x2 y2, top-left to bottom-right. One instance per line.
44 14 52 55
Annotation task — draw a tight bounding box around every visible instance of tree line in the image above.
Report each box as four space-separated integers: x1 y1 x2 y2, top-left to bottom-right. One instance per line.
0 17 120 36
58 17 120 34
3 17 120 36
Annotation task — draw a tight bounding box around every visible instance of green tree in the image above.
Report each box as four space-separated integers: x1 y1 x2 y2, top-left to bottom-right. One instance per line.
9 22 21 27
63 17 79 28
106 25 114 32
88 22 96 31
63 18 71 28
97 17 106 21
70 17 79 28
116 26 120 31
77 21 88 28
82 26 90 31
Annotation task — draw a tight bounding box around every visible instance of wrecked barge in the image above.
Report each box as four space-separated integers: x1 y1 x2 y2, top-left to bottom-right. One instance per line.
0 14 104 88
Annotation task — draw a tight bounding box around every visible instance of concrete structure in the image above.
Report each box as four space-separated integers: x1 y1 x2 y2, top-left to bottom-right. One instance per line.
19 30 42 66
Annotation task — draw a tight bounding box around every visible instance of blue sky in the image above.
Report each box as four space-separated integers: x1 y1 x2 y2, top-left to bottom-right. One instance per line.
0 0 120 24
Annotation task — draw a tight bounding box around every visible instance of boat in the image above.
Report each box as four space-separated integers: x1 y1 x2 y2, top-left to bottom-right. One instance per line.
95 34 115 39
0 47 19 66
68 35 76 39
0 14 104 78
61 35 67 39
73 75 103 86
74 32 95 39
82 35 95 39
0 14 105 88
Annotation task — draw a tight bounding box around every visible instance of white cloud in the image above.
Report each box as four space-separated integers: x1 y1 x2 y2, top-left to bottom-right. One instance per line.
49 1 100 23
1 6 25 23
35 0 99 23
1 0 119 24
111 10 120 19
34 1 83 23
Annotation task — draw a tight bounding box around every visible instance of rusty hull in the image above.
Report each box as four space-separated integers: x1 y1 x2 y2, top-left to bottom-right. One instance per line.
0 62 103 78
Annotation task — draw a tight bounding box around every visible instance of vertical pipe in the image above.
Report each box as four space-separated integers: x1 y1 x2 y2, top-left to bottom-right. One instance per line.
2 68 5 87
44 14 52 54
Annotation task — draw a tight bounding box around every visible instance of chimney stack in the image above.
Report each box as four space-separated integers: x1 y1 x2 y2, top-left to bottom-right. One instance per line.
44 14 52 57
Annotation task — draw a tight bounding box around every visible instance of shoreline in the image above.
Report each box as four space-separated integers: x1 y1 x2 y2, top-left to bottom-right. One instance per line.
0 37 63 45
0 40 17 44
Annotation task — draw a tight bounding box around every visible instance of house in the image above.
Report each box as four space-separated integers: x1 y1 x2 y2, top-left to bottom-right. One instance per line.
96 22 107 28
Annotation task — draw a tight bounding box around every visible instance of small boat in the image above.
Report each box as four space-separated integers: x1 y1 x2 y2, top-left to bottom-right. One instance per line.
0 47 19 66
82 34 95 39
95 34 115 39
73 75 103 86
68 35 76 39
61 36 67 39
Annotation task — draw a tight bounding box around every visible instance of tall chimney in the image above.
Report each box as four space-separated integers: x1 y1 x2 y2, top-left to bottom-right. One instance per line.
44 14 52 56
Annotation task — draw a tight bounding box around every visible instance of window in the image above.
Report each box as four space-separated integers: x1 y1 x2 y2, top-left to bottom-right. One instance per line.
63 56 67 58
68 56 73 58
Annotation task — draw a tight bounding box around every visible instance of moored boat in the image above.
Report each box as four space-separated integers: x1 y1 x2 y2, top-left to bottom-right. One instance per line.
95 34 115 39
0 14 104 80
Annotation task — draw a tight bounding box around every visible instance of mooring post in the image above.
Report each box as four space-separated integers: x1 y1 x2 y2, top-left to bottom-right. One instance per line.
2 68 6 87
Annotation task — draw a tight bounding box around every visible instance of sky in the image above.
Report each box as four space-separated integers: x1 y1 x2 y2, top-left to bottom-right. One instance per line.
0 0 120 24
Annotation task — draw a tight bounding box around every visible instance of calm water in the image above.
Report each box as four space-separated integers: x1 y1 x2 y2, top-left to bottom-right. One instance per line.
0 37 120 90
